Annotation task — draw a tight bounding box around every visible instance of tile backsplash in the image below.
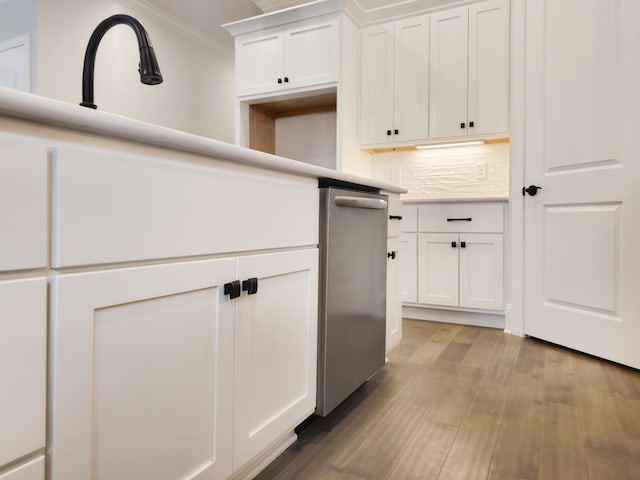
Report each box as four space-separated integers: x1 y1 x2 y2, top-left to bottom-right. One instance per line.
371 142 509 199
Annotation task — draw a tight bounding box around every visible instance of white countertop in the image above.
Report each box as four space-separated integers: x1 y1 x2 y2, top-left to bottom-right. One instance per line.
402 196 509 204
0 87 406 194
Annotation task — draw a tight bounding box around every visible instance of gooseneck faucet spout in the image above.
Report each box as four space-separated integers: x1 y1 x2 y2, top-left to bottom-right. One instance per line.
80 14 163 109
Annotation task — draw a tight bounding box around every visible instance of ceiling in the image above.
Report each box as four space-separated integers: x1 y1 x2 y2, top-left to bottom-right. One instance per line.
141 0 465 50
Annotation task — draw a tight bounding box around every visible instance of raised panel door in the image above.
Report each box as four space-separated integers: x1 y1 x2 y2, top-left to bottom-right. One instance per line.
400 232 417 303
360 23 394 145
284 16 338 90
468 0 509 136
429 6 469 139
418 233 459 306
236 27 284 96
459 233 503 310
393 15 429 143
233 249 318 470
49 259 236 480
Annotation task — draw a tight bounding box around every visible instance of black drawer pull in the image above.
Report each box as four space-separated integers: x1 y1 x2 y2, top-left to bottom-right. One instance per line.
447 217 472 222
389 215 403 220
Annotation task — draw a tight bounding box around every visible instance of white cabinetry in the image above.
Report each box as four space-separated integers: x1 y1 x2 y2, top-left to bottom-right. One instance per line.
400 204 418 304
404 202 505 323
49 250 318 480
0 279 46 472
360 15 429 146
235 15 338 97
385 194 403 352
418 232 503 309
429 0 508 140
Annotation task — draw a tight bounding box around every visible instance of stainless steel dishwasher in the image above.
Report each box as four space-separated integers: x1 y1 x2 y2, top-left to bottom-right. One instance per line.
316 185 388 417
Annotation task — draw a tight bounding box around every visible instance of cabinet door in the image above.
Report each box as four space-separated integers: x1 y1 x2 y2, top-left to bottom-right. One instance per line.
386 237 402 352
393 15 429 143
429 7 469 139
360 23 394 145
236 27 284 97
459 233 503 310
418 233 459 306
468 0 509 136
49 259 236 480
400 233 418 303
233 249 318 471
0 278 46 468
0 456 44 480
284 16 338 90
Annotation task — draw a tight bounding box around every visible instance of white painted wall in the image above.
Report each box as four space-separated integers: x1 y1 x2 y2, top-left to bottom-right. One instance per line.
0 0 36 89
36 0 236 142
371 142 510 199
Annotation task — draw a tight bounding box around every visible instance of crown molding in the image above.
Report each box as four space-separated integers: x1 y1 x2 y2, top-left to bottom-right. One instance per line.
116 0 234 59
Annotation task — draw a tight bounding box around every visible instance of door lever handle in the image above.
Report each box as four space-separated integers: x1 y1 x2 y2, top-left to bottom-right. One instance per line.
522 185 543 196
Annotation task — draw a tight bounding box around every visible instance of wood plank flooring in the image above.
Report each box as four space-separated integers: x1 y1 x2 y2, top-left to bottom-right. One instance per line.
255 320 640 480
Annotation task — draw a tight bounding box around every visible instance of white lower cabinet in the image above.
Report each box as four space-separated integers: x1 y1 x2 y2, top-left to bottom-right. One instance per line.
49 249 318 480
418 232 503 310
399 232 418 303
0 278 46 474
385 237 402 352
0 456 45 480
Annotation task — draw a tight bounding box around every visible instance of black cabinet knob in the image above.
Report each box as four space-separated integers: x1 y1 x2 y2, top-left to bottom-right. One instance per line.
277 78 282 84
461 241 466 248
387 130 392 136
224 280 241 299
394 129 399 135
460 122 466 129
242 277 258 295
389 215 403 220
451 241 457 248
284 77 289 83
469 121 475 127
387 251 397 260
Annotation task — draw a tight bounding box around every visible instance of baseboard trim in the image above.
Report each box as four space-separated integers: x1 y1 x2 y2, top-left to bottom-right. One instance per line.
403 305 505 329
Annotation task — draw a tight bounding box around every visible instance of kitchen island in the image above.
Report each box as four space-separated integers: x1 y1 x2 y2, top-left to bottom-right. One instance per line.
0 87 404 480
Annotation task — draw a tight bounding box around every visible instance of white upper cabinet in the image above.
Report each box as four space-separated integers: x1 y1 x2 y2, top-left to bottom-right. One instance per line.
360 15 429 146
429 0 508 140
235 15 338 97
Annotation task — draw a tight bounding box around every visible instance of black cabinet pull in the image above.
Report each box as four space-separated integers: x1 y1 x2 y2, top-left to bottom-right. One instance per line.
451 241 457 248
242 277 258 295
284 77 289 83
447 217 472 222
386 130 392 136
389 215 403 220
394 129 399 135
461 241 466 248
460 122 466 129
224 280 241 299
469 121 475 127
277 78 282 84
387 251 397 260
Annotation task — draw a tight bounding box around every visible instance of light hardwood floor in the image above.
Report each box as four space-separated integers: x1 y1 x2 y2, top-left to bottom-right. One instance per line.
256 319 640 480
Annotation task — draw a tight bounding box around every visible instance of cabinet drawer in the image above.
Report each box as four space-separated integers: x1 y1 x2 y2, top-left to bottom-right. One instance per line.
0 278 46 467
52 145 319 267
0 456 45 480
419 203 504 233
0 134 48 272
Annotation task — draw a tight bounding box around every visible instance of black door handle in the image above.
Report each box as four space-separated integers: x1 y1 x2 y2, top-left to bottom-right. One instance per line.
242 277 258 295
522 185 543 196
224 280 241 299
389 215 403 220
387 251 396 260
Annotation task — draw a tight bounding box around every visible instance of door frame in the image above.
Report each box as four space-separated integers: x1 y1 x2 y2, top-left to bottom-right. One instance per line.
506 0 526 336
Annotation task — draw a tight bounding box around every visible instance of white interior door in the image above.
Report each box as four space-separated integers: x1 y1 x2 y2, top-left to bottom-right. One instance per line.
524 0 640 368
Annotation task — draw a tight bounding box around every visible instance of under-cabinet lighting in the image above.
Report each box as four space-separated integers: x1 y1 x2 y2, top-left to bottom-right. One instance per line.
415 140 485 150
